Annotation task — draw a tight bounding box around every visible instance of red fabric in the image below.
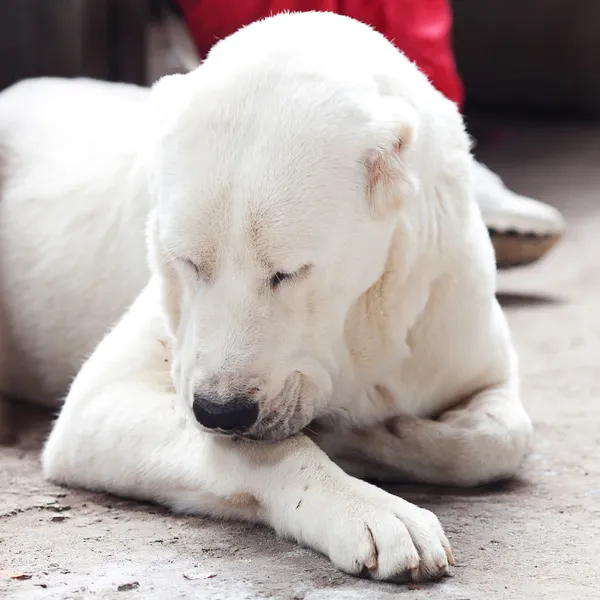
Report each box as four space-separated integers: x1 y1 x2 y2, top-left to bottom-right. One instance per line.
176 0 464 107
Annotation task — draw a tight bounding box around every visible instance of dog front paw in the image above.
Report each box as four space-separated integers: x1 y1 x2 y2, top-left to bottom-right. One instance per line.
307 481 453 582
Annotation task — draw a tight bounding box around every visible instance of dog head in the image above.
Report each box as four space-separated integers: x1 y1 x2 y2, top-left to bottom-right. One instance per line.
144 39 420 441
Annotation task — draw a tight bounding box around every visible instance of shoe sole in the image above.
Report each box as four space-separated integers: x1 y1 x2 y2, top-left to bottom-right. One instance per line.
489 228 563 269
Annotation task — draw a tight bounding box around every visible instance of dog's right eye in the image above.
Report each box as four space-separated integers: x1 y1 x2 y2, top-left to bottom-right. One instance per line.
269 264 313 291
270 271 293 289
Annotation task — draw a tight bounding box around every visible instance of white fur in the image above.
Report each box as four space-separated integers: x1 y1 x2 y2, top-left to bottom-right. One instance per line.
0 12 531 582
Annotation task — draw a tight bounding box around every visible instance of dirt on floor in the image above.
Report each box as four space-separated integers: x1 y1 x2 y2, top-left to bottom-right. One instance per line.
1 120 600 600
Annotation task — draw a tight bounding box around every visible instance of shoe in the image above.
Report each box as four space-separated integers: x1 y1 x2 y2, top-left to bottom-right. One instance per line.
473 161 565 269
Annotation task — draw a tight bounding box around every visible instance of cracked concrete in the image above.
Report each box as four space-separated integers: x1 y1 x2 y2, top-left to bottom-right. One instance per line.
1 119 600 599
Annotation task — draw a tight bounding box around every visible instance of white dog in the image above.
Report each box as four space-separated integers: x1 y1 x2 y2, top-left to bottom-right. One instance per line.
0 12 532 582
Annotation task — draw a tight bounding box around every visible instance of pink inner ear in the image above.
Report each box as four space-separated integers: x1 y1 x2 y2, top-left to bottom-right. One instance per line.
366 140 402 189
366 151 382 186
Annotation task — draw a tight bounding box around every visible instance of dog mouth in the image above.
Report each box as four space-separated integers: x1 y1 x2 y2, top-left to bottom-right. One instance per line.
203 415 305 443
228 379 314 442
189 405 305 441
254 372 318 441
187 371 320 442
239 397 309 442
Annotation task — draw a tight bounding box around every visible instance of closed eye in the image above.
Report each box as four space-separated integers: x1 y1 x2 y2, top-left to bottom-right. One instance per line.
182 257 200 277
269 264 312 290
180 257 213 283
270 271 293 289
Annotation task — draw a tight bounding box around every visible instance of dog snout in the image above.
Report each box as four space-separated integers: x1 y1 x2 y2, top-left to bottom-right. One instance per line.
192 393 259 432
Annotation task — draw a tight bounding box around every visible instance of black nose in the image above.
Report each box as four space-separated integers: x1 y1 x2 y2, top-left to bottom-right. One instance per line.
192 394 259 432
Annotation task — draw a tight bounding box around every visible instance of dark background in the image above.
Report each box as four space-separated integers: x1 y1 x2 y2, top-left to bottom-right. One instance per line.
1 0 600 116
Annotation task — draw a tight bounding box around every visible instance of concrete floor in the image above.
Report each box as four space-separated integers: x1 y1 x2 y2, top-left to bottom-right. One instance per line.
1 119 600 600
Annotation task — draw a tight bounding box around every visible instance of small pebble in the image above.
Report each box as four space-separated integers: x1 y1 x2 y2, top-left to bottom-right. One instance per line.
183 570 217 580
117 581 140 591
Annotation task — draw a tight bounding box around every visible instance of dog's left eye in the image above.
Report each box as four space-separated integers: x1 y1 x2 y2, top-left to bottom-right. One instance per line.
270 271 294 289
269 264 312 290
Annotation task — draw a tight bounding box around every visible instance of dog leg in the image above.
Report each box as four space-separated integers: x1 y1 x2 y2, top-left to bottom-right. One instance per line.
316 384 532 487
42 280 453 582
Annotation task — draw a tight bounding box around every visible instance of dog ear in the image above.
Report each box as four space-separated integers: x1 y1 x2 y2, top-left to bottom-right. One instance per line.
141 74 189 203
145 210 181 337
144 72 195 164
148 73 188 122
145 209 162 276
364 98 419 219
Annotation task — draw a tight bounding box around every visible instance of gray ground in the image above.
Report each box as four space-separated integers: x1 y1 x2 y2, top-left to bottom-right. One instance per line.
1 120 600 600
